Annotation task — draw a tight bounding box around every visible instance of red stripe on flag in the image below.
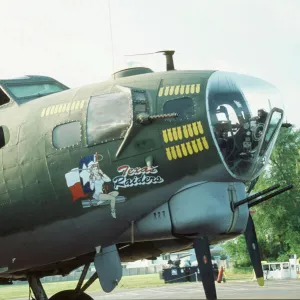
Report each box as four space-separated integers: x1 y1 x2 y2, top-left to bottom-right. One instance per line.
69 182 88 202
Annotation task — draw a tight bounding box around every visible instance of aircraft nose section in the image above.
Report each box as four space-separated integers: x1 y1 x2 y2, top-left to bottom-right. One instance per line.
206 71 284 182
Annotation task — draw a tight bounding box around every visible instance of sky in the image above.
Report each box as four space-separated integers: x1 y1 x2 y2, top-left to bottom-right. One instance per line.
0 0 299 125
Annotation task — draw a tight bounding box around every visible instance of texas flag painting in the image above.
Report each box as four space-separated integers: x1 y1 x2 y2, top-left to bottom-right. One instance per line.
78 154 97 194
65 152 126 217
65 154 98 202
65 168 88 202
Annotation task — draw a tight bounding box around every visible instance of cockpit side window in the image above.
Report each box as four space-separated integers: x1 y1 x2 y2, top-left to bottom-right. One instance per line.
86 91 133 145
52 121 81 149
163 97 195 120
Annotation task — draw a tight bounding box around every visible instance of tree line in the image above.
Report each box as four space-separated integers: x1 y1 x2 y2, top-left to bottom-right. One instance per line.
223 127 300 267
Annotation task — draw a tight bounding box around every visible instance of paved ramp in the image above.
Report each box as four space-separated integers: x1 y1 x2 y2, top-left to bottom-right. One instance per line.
88 280 300 299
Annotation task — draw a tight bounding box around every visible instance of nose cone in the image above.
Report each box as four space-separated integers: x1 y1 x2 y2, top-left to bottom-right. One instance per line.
206 71 284 182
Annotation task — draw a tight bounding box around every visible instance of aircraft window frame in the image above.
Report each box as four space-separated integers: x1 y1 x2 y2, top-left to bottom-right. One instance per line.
257 107 284 157
0 125 10 149
52 121 82 150
0 86 12 107
86 90 133 146
132 90 149 118
162 96 196 121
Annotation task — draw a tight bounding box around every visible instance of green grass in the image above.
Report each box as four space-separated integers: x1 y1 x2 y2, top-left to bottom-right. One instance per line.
0 274 166 300
229 267 253 274
224 269 253 281
0 270 253 300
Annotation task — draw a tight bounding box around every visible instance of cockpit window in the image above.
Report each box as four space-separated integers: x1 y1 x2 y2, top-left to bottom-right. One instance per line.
207 71 284 181
87 89 133 145
163 97 194 119
5 82 65 100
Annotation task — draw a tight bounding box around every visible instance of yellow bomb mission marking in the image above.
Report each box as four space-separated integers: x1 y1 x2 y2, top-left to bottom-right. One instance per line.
158 83 200 97
162 121 209 161
162 121 204 143
41 100 86 117
165 138 209 161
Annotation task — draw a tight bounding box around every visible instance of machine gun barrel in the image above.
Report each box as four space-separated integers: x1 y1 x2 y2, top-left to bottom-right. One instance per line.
233 183 280 210
148 113 178 121
248 184 294 208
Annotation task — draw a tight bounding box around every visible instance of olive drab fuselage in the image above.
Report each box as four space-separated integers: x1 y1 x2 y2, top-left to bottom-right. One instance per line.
0 69 284 277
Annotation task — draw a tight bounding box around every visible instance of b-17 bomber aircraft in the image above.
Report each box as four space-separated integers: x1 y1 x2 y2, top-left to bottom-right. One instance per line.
0 51 293 300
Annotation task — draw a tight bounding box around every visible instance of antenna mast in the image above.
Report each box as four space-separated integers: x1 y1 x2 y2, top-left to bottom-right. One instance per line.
107 0 115 73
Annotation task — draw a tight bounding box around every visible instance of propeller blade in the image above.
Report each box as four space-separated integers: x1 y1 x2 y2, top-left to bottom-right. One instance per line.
244 214 264 286
193 237 217 300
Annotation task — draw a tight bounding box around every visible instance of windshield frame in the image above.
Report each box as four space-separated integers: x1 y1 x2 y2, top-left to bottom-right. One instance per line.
256 107 284 157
